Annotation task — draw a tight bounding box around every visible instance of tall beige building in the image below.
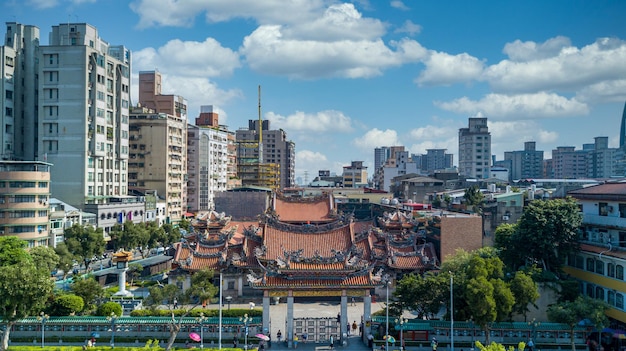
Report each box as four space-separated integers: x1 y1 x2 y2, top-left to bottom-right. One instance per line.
38 23 131 209
128 107 186 224
0 161 51 247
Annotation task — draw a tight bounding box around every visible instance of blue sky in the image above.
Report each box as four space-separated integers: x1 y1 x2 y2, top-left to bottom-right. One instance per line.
3 0 626 184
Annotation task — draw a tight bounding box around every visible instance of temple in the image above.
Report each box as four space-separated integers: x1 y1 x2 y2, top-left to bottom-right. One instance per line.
171 191 442 347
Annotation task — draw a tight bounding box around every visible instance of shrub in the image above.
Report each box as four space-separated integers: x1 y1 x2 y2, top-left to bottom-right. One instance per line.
97 301 123 316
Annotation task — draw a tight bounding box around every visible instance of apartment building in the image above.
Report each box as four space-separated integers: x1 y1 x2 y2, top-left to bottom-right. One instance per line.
504 141 544 181
236 119 295 190
1 23 40 161
128 106 186 224
342 161 368 188
565 183 626 326
38 23 131 209
187 105 233 212
422 148 454 173
0 161 51 247
458 117 491 179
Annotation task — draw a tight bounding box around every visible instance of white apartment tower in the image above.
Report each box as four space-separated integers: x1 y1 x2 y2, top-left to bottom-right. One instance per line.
458 117 491 179
187 106 232 212
38 23 131 209
2 23 40 161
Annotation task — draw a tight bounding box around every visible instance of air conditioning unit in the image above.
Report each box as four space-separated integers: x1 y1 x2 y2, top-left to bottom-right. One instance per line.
502 215 510 221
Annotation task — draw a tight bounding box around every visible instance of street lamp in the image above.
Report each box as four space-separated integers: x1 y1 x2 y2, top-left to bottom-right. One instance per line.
225 296 232 310
396 318 407 351
240 313 251 351
107 312 118 348
196 313 207 349
528 318 540 351
450 273 454 351
384 275 391 351
36 312 49 348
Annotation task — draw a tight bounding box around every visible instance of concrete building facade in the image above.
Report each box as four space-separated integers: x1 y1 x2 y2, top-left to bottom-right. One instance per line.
187 106 232 212
459 117 491 179
0 161 51 247
504 141 544 181
1 23 40 161
128 107 186 224
38 23 131 209
342 161 368 188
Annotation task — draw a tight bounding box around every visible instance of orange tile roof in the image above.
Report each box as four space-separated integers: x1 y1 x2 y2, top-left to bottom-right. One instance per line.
274 196 333 223
581 243 626 259
253 274 376 289
263 223 352 260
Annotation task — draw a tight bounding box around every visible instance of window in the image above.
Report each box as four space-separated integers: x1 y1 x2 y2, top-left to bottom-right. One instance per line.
5 90 13 100
617 293 624 310
608 263 616 278
617 265 624 280
619 203 626 218
596 260 604 275
586 258 595 272
599 202 609 216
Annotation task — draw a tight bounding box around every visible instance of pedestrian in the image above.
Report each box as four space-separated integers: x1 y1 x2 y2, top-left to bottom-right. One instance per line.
302 332 308 343
347 323 351 335
259 341 265 350
173 298 178 309
368 334 374 348
233 338 238 348
294 335 299 348
277 329 282 342
528 339 534 351
432 337 438 351
352 321 358 333
351 297 356 306
330 335 334 349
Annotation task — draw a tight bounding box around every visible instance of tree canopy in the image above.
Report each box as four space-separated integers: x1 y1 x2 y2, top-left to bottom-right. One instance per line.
547 296 608 351
63 224 106 271
0 237 54 351
495 197 582 273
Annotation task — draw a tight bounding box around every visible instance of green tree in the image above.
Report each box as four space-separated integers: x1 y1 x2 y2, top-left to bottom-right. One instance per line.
161 223 182 248
0 238 54 351
54 243 75 280
97 301 123 317
64 224 106 271
394 272 445 319
500 198 582 272
440 248 516 343
144 268 218 350
70 276 104 311
128 262 144 287
0 236 31 266
29 245 60 273
464 185 484 213
508 270 540 320
547 296 608 351
48 294 84 316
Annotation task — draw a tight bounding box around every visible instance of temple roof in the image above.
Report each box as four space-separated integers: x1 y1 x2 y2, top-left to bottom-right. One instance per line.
249 272 377 289
273 193 334 223
263 223 353 261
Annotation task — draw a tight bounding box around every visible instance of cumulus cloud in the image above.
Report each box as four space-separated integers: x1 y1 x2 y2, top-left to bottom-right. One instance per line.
416 51 485 86
266 110 354 133
241 26 426 79
503 36 572 62
395 20 421 36
353 128 400 151
409 125 457 140
487 120 559 159
484 37 626 93
133 38 241 78
576 79 626 103
435 92 589 119
283 3 387 41
130 0 325 28
297 150 328 164
390 1 410 11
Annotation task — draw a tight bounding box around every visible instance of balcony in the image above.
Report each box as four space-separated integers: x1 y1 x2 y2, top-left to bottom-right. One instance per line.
583 214 626 229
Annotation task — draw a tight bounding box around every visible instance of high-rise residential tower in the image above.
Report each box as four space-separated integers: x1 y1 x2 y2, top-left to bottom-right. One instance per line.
38 23 131 209
458 117 491 179
504 141 544 181
1 23 40 161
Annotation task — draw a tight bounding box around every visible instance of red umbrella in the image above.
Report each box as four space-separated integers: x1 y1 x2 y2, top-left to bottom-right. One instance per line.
189 332 201 342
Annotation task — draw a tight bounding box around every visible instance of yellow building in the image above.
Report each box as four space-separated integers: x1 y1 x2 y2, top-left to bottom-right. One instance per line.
0 161 51 247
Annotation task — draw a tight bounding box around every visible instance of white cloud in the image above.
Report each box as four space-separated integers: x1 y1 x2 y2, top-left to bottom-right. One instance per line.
297 150 328 164
488 120 559 158
416 51 485 86
576 79 626 103
26 0 58 9
132 38 241 78
266 110 354 133
503 36 571 62
241 26 426 79
395 20 421 36
409 125 456 140
353 128 400 151
283 3 386 41
484 37 626 93
390 1 409 11
130 0 325 28
435 92 589 119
